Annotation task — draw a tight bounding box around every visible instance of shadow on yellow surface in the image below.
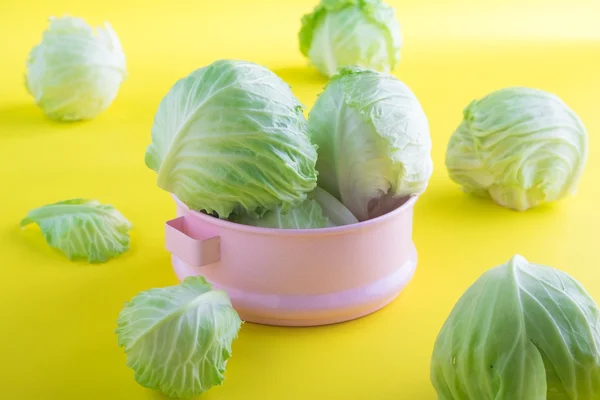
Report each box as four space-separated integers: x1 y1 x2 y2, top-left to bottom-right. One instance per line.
271 65 326 86
0 103 94 138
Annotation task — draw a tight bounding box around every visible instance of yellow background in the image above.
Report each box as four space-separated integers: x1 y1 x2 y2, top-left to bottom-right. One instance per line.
1 0 599 399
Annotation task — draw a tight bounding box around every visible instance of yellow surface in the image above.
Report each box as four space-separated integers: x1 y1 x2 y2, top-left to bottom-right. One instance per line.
1 0 600 399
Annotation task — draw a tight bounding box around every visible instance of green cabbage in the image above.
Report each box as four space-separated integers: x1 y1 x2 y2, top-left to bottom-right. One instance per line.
445 87 588 211
145 60 318 219
25 16 127 121
431 255 600 399
232 186 358 229
20 199 132 263
299 0 402 77
116 276 242 399
232 196 331 229
308 66 432 221
310 186 359 226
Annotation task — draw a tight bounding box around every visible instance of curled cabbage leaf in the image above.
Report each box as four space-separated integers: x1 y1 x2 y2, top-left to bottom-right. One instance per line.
20 198 132 263
25 16 127 121
299 0 402 77
232 186 358 229
445 87 588 211
431 255 600 400
310 186 359 226
145 60 318 219
308 66 432 221
232 196 331 229
116 276 242 399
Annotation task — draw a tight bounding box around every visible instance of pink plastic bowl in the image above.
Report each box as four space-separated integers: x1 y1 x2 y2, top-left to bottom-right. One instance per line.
165 194 419 327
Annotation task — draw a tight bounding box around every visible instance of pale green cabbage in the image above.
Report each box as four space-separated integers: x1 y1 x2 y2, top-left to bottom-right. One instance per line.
310 186 359 226
308 66 432 221
299 0 402 77
25 16 127 121
445 87 588 211
116 276 242 398
232 186 358 229
20 199 132 263
233 197 331 229
145 60 318 219
431 255 600 400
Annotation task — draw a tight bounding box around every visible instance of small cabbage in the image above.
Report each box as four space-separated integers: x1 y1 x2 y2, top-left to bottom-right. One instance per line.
145 60 318 219
116 276 242 399
430 255 600 400
308 66 432 221
299 0 402 77
25 16 127 121
232 186 358 229
20 198 132 263
445 87 588 211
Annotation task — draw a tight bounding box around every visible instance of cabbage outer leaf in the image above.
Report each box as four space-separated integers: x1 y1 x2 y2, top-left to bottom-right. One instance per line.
231 186 358 229
20 198 132 263
145 60 318 219
311 186 359 226
232 197 331 229
299 0 402 77
445 87 588 211
431 255 600 399
116 276 242 399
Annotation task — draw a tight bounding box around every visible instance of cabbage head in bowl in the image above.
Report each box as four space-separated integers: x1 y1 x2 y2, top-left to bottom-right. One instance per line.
145 60 318 219
308 66 432 221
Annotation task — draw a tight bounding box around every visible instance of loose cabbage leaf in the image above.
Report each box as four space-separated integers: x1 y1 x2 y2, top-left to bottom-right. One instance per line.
430 255 600 399
116 276 242 398
20 198 132 263
145 60 318 219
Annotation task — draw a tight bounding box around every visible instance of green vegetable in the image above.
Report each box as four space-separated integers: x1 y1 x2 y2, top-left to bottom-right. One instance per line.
311 186 359 226
116 276 242 399
145 59 318 219
308 66 432 221
299 0 402 77
25 16 127 121
232 186 358 229
445 87 588 211
430 255 600 400
233 197 331 229
20 199 132 263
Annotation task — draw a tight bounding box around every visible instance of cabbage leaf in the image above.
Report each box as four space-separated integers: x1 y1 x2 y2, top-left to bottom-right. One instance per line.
20 198 132 263
116 276 242 398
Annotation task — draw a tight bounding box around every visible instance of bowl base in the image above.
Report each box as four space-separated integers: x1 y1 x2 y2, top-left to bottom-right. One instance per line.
171 244 417 327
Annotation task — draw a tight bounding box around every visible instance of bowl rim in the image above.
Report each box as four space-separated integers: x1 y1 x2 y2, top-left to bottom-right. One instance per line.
171 194 419 237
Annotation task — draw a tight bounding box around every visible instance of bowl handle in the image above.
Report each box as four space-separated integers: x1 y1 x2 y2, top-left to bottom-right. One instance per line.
165 216 221 267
